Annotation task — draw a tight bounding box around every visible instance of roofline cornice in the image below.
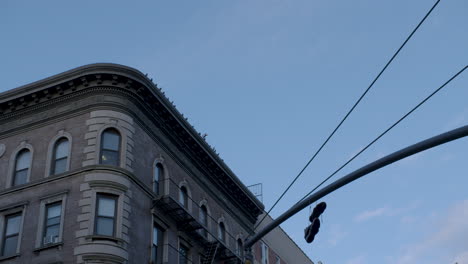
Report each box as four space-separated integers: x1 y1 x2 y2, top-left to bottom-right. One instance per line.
0 63 264 217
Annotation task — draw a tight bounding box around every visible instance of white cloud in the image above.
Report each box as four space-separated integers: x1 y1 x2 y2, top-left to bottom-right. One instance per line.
346 255 366 264
393 200 468 264
355 201 421 223
354 207 389 222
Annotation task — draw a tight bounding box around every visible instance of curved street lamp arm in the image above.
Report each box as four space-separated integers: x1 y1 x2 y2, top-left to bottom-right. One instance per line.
245 125 468 248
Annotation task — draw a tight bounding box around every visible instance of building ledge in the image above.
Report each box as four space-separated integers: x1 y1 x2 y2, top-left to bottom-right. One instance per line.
0 253 20 262
33 242 63 253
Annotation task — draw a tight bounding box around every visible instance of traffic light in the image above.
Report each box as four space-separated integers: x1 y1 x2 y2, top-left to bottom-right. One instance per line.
304 202 326 244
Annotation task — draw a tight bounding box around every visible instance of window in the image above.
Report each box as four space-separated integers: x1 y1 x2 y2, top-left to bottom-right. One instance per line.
261 242 269 264
179 186 188 209
95 194 117 236
51 138 69 175
13 149 30 186
218 222 226 243
236 238 243 257
1 213 22 257
152 225 162 264
179 244 188 264
199 205 208 237
154 164 163 195
100 129 121 166
42 202 62 245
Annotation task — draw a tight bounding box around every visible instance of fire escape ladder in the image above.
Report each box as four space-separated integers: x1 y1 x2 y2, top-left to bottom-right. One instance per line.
202 242 219 264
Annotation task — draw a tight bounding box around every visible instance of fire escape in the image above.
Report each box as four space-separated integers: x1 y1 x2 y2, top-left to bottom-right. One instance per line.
153 179 243 264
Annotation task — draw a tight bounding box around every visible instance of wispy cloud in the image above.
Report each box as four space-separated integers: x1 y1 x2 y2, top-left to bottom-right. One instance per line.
354 207 389 222
346 255 366 264
354 201 421 223
327 224 347 246
393 200 468 264
444 109 468 130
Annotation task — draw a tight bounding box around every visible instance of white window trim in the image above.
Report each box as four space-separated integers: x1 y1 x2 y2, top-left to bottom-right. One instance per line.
44 130 73 177
0 204 27 257
95 125 128 170
6 142 33 188
261 241 269 264
35 191 68 248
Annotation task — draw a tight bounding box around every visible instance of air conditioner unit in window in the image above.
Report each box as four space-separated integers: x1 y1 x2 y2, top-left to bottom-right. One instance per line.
43 235 59 245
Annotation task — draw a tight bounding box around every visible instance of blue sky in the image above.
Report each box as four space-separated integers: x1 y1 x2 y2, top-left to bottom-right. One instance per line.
1 0 467 263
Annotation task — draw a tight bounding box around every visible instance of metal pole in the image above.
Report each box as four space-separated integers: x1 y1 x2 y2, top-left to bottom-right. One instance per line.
245 125 468 248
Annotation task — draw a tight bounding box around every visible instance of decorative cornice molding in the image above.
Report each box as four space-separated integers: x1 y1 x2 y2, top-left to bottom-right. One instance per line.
0 63 264 219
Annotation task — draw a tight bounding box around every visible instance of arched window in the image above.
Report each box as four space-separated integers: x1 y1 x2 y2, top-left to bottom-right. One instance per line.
51 137 69 175
100 129 121 166
237 238 243 257
200 205 208 237
218 222 226 243
179 186 188 208
13 149 31 186
153 163 163 195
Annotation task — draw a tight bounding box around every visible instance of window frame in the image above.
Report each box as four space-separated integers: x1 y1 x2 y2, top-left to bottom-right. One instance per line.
94 193 118 237
261 242 269 264
1 213 21 257
199 205 208 238
153 163 163 195
178 243 189 264
35 192 67 249
12 149 31 187
0 205 26 258
50 137 69 176
99 128 121 166
179 186 188 209
152 224 165 264
218 221 226 243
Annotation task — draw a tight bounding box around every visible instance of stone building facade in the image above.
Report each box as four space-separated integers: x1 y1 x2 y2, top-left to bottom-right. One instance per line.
0 64 312 264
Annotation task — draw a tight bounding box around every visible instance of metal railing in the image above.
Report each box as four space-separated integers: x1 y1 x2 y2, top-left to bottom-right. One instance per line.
154 178 244 262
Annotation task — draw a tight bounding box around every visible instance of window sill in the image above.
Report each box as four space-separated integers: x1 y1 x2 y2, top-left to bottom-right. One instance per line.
0 253 20 262
34 242 63 252
86 235 125 245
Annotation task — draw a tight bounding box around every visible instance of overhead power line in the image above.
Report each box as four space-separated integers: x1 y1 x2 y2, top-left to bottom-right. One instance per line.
255 0 441 229
297 65 467 204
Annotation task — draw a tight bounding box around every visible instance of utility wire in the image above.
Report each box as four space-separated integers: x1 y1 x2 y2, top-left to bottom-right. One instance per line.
255 0 441 229
297 65 467 204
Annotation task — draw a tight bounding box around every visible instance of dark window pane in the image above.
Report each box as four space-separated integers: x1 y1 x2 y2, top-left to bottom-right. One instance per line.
13 169 28 186
179 246 188 264
47 204 61 218
98 196 116 217
44 224 60 239
2 236 18 256
102 130 120 151
54 139 69 159
179 187 188 208
53 158 67 175
15 150 30 170
96 217 114 236
5 215 21 236
101 150 119 166
46 216 61 226
152 245 158 263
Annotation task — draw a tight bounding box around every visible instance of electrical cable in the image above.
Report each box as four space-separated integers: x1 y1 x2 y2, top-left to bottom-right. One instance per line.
255 0 441 229
297 65 467 204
